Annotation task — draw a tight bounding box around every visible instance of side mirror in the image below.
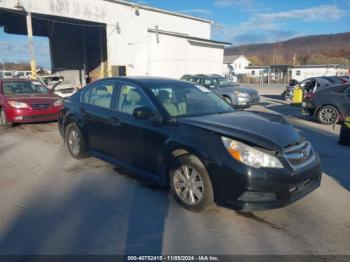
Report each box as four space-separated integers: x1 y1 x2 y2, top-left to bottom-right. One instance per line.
209 85 216 89
133 107 155 119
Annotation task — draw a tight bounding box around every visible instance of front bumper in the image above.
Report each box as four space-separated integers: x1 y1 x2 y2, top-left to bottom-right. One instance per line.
209 154 322 211
5 107 61 123
234 95 260 108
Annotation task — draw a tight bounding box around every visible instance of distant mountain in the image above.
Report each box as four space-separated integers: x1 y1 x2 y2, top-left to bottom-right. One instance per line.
224 32 350 66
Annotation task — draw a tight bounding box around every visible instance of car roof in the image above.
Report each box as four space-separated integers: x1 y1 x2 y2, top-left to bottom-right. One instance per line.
92 77 192 87
182 74 223 78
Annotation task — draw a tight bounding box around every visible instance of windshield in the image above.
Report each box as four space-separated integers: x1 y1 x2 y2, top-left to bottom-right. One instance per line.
2 81 49 95
149 82 234 117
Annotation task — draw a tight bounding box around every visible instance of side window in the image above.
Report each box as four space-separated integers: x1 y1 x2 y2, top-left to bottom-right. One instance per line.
296 70 301 76
117 85 154 115
81 81 115 109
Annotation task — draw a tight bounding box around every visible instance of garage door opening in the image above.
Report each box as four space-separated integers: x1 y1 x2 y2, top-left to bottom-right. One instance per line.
0 9 108 86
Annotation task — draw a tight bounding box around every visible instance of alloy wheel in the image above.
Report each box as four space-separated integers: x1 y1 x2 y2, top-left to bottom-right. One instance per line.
173 165 204 205
320 108 337 124
68 129 81 156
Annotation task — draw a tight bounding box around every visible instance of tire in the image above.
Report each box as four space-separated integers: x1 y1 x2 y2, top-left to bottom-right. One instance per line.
223 96 232 104
169 154 214 212
65 123 89 159
316 105 339 125
0 108 12 129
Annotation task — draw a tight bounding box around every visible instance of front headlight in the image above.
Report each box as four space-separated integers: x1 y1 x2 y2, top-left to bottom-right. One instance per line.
53 99 63 107
8 101 29 109
221 137 283 168
234 91 250 98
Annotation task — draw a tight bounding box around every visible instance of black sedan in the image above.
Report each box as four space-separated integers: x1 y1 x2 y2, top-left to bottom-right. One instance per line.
58 77 321 212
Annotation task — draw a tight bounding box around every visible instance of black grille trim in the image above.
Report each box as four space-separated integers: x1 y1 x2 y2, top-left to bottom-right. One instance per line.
31 103 51 110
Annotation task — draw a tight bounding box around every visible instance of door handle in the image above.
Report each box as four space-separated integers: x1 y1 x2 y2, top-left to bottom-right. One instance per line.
109 117 121 126
79 108 87 116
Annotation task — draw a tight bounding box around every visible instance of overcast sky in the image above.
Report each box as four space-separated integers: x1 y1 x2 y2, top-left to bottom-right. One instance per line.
0 0 349 69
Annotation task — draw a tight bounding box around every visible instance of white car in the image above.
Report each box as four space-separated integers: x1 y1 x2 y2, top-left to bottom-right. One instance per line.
51 80 78 98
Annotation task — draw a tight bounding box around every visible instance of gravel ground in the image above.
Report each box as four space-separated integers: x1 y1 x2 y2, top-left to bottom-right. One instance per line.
0 86 349 255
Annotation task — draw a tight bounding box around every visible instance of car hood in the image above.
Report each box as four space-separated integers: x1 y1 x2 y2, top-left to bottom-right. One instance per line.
53 83 75 91
5 93 60 103
180 111 302 152
222 85 258 96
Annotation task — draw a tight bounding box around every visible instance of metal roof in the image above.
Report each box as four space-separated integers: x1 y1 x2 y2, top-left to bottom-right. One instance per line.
147 29 231 46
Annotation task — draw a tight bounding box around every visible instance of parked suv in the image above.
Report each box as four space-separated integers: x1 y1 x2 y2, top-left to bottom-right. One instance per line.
303 83 350 125
181 74 259 108
59 77 321 212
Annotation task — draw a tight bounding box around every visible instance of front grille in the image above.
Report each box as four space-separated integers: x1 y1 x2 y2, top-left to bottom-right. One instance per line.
31 103 51 110
284 141 315 169
250 96 260 103
23 114 57 120
246 89 258 96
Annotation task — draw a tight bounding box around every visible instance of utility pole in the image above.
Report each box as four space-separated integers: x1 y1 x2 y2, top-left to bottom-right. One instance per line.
26 11 37 79
15 1 37 79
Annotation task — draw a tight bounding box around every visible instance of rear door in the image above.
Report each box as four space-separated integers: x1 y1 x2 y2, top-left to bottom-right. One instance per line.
79 79 117 153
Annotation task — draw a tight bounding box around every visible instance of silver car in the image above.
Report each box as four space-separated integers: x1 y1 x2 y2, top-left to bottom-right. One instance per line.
181 74 260 108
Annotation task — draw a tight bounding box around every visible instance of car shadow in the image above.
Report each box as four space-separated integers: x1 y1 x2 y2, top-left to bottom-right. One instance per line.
262 95 286 102
266 104 350 192
0 158 170 255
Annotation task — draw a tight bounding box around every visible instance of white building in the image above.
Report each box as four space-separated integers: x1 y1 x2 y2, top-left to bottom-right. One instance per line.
223 55 251 75
291 65 349 82
0 0 230 83
245 66 269 78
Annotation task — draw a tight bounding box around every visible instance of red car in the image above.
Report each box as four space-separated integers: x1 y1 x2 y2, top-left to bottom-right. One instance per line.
0 79 63 128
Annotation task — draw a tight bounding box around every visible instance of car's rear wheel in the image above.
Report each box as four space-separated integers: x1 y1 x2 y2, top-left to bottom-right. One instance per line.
0 108 12 129
223 96 232 104
170 155 214 212
65 123 89 159
317 105 339 125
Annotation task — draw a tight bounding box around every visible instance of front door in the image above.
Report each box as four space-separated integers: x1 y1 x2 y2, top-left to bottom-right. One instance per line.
108 82 169 175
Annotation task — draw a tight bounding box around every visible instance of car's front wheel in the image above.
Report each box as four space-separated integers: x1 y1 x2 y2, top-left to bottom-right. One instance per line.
317 105 339 125
0 108 12 129
65 123 89 159
170 155 214 212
